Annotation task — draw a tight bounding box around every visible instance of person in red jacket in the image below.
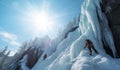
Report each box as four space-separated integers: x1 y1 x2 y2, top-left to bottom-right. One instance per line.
84 39 98 55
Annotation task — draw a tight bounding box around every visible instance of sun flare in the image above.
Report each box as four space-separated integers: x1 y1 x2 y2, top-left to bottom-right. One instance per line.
24 10 55 35
31 12 51 31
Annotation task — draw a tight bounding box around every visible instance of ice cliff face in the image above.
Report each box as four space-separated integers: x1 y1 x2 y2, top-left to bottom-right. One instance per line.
31 0 120 70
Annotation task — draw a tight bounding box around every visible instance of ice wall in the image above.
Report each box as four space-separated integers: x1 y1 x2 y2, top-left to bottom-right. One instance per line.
78 0 116 57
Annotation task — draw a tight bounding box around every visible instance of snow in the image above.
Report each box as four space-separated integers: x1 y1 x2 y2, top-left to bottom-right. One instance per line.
31 0 120 70
20 55 30 70
32 28 81 70
71 51 120 70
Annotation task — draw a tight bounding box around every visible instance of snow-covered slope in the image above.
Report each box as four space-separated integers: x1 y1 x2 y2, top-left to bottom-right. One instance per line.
32 26 81 70
31 0 120 70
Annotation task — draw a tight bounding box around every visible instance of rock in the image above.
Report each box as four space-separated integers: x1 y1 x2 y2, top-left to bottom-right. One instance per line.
101 0 120 57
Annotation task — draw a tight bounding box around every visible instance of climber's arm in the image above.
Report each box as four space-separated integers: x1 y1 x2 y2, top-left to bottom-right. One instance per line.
84 43 87 48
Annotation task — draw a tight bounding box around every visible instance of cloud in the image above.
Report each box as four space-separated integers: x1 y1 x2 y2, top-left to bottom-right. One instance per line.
0 31 21 46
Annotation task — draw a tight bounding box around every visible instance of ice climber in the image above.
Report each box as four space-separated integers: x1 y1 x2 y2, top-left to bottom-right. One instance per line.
84 39 98 55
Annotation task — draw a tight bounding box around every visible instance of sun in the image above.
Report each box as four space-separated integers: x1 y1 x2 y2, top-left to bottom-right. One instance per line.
31 11 53 32
23 10 55 36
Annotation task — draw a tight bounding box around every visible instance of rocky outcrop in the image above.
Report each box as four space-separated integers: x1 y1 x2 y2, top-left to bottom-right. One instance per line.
101 0 120 57
22 47 43 69
8 47 43 70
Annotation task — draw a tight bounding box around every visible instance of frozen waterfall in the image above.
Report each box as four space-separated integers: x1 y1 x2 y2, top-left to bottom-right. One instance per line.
32 0 119 70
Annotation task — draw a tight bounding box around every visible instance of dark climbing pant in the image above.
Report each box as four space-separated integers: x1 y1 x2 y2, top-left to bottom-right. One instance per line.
88 47 98 55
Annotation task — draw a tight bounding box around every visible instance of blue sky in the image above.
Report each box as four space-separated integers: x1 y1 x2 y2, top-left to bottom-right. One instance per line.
0 0 83 56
